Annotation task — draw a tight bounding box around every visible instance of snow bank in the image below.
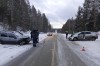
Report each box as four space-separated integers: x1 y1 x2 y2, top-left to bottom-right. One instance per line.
96 31 100 40
76 41 100 66
39 34 47 42
0 45 32 66
61 34 71 38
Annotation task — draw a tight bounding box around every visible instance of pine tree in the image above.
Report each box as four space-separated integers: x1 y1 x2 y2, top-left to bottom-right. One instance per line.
0 0 52 32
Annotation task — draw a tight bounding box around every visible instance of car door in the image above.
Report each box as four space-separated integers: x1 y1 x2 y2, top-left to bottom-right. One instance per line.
8 33 17 44
84 32 91 40
0 33 10 44
78 32 85 40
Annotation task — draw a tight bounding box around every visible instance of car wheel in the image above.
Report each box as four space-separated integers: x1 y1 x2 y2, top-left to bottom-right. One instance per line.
25 41 29 44
73 37 78 41
19 41 25 45
0 41 2 44
91 37 96 41
68 38 71 41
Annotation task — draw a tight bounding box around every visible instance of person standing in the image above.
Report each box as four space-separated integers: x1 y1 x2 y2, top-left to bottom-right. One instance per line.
65 31 68 39
31 29 39 47
36 30 39 43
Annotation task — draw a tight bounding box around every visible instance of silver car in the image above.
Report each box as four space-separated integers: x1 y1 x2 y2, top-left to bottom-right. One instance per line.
0 31 31 45
68 31 98 41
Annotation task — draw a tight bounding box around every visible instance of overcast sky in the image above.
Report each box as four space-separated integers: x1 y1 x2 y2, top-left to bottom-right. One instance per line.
29 0 84 28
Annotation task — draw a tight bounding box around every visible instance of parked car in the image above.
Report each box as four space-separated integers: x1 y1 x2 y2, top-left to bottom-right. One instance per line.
68 31 98 41
0 31 31 45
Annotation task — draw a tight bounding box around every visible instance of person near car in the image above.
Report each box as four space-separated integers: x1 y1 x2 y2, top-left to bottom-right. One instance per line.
31 29 39 47
36 30 39 43
65 31 68 39
31 31 33 39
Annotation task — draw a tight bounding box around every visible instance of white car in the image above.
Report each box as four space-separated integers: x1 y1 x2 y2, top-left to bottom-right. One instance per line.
47 32 52 36
68 31 98 41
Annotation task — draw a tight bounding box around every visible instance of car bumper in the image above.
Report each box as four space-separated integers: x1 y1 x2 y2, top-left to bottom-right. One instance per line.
68 37 73 41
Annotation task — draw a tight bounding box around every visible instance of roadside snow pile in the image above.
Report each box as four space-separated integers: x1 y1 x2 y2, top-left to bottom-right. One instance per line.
96 31 100 40
98 31 100 35
61 33 71 38
0 45 32 66
39 34 47 42
0 33 47 66
75 41 100 66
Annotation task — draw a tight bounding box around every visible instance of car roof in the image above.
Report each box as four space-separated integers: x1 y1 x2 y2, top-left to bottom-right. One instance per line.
0 31 19 34
81 31 91 32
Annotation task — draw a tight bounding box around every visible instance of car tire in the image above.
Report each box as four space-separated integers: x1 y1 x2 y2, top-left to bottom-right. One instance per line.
0 41 2 44
19 41 25 45
91 37 96 41
25 41 29 44
73 37 78 41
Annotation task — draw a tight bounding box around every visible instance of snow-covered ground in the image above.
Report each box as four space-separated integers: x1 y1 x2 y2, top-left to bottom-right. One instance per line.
0 33 47 66
96 31 100 40
62 32 100 66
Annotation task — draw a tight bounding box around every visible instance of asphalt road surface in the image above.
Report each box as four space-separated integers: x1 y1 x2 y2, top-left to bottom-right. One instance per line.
4 34 87 66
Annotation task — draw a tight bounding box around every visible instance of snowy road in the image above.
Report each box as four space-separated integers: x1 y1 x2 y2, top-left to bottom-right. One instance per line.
4 34 87 66
57 34 86 66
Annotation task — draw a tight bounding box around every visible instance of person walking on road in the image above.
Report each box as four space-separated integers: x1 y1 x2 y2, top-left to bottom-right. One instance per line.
31 29 39 47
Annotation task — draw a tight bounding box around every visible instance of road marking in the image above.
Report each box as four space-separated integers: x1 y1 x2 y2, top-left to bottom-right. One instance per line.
51 40 56 66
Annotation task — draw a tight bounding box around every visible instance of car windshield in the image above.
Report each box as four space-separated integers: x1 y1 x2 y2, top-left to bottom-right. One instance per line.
14 32 23 38
72 32 81 36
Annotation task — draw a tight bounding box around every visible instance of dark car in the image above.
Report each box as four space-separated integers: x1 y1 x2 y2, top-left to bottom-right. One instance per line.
68 31 98 41
0 31 31 45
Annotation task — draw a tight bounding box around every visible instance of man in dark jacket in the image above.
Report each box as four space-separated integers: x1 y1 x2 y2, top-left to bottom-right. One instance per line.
65 31 68 39
31 30 39 47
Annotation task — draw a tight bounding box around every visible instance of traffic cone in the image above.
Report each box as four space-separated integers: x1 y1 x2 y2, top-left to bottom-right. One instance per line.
81 46 85 51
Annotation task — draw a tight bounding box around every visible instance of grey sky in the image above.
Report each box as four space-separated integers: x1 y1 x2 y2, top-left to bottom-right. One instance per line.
29 0 84 28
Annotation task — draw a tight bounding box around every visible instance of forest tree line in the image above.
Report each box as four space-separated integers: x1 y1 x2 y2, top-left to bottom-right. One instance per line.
0 0 52 32
62 0 100 33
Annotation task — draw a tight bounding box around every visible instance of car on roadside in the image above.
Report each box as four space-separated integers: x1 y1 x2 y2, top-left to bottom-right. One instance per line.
0 31 31 45
68 31 98 41
47 32 52 36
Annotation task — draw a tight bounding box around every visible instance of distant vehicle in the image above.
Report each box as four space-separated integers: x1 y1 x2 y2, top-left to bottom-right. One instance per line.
0 31 31 45
47 32 52 36
68 31 98 41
